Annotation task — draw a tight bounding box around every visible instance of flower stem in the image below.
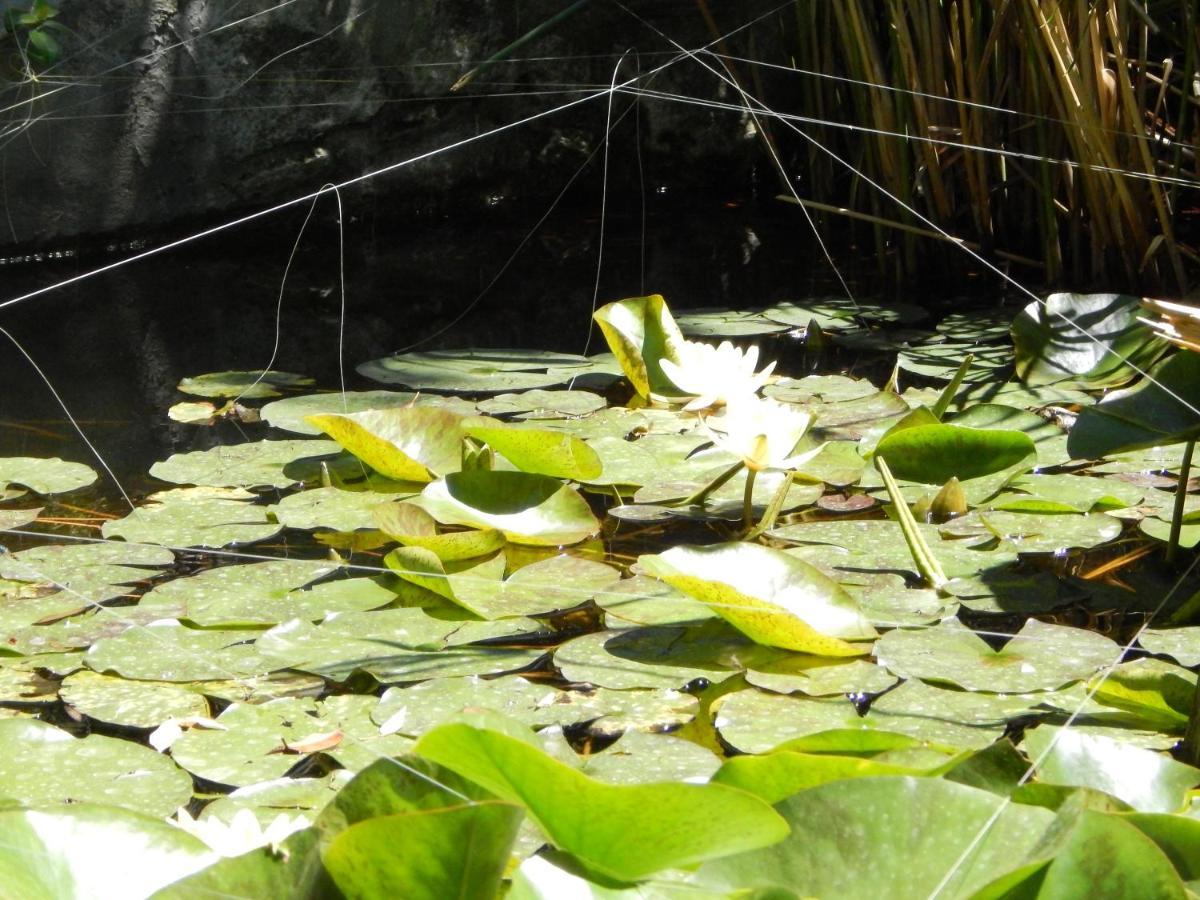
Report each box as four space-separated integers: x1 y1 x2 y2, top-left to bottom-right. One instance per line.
742 467 758 529
1168 439 1196 566
669 460 745 509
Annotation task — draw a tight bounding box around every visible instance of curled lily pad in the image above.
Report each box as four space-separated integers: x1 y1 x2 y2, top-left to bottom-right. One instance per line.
592 294 688 399
149 440 338 488
640 543 877 655
375 501 504 561
463 419 602 480
875 618 1118 693
102 487 283 549
0 718 192 816
0 457 96 494
358 349 614 393
1012 292 1168 388
414 471 600 546
306 407 466 482
177 370 313 399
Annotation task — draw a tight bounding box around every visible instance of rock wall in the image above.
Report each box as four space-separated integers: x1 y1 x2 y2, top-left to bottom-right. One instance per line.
0 0 784 247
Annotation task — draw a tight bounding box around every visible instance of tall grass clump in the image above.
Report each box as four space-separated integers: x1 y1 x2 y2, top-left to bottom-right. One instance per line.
780 0 1199 292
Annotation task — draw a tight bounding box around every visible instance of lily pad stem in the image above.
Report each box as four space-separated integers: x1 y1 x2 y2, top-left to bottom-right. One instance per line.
1167 439 1195 566
932 353 974 420
877 456 949 592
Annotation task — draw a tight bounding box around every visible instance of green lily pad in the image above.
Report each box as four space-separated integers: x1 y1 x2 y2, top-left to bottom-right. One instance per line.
593 574 715 628
476 389 607 419
938 509 1123 553
306 407 466 482
268 485 414 532
745 658 897 696
102 487 283 549
991 472 1145 513
640 543 877 655
592 295 688 399
0 507 40 530
463 419 602 480
441 553 621 619
373 675 696 737
764 374 880 404
1088 657 1194 732
554 622 780 690
898 337 1014 381
415 722 788 882
0 718 192 815
714 681 1034 752
414 471 600 546
255 610 543 682
59 670 209 728
0 805 214 899
0 540 174 601
875 618 1118 692
1140 627 1200 667
1012 292 1168 388
138 561 395 627
762 297 927 329
149 440 338 488
695 776 1054 900
1025 726 1200 812
86 621 279 682
199 770 351 828
944 568 1069 615
375 501 504 562
582 433 724 491
547 727 723 786
630 466 824 523
0 457 96 494
874 423 1036 484
178 370 313 399
358 349 615 393
260 390 452 434
673 307 792 337
1068 352 1200 459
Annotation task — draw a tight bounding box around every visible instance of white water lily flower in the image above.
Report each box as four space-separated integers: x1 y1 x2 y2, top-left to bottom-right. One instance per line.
172 808 310 857
659 339 775 411
705 394 824 471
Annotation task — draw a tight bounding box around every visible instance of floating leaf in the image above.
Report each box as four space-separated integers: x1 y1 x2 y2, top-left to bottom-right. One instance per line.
695 777 1053 900
415 722 788 881
745 658 897 696
86 621 278 682
375 501 504 561
149 440 338 488
0 507 39 529
177 370 313 399
269 485 414 532
306 407 466 482
761 297 927 329
261 390 437 434
59 670 209 729
874 423 1036 484
0 805 214 899
640 543 876 655
102 487 283 548
446 553 621 619
0 457 96 494
1140 627 1200 667
0 540 173 601
875 618 1118 692
1012 292 1168 388
415 471 600 546
463 419 602 480
476 389 606 419
938 509 1123 553
358 349 615 393
0 718 192 816
1025 726 1200 812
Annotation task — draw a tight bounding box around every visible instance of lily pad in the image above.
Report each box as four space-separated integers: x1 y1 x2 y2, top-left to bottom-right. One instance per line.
463 419 602 480
269 485 415 532
261 390 434 434
695 776 1054 900
991 472 1145 513
1140 627 1200 667
0 540 174 601
86 621 280 682
640 542 876 655
441 553 621 619
59 670 209 728
745 658 897 696
374 675 696 737
1025 726 1200 812
0 507 39 529
177 370 313 399
938 509 1123 553
476 389 606 419
761 297 927 329
414 721 788 882
358 349 615 393
0 457 96 494
592 295 688 399
874 424 1036 484
673 307 792 337
415 471 600 546
306 407 466 482
875 618 1118 692
149 440 338 488
137 561 395 627
0 718 192 816
102 487 283 549
593 574 715 628
1012 292 1168 388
